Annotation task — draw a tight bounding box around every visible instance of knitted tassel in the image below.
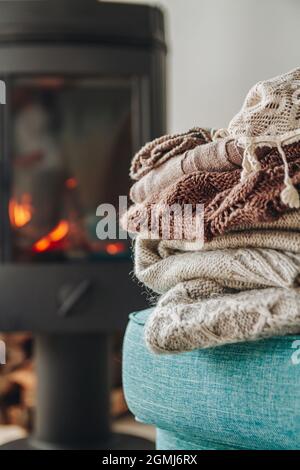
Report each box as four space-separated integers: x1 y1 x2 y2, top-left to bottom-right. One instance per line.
277 141 300 209
241 143 261 182
238 132 300 208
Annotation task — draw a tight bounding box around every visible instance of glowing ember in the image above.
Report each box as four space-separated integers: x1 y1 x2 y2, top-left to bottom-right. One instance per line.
48 220 69 242
65 177 78 190
33 220 69 253
105 242 126 256
34 238 50 253
9 194 33 228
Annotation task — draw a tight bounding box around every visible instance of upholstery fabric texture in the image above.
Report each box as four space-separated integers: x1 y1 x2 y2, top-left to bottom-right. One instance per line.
123 309 300 450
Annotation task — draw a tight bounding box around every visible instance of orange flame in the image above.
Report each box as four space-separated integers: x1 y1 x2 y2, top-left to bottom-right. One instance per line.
9 194 33 228
34 238 50 253
106 242 126 256
48 220 69 242
33 220 69 253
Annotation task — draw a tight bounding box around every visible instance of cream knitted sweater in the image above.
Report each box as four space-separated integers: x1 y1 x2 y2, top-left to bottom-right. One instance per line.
135 213 300 352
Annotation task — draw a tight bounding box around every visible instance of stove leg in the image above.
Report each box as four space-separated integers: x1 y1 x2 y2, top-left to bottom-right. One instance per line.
0 333 154 450
34 333 111 448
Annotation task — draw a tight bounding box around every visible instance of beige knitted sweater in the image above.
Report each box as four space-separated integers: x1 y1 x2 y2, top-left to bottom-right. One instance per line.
135 212 300 352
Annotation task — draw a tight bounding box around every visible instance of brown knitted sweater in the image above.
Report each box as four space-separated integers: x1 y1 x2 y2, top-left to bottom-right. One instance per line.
130 137 242 203
123 141 300 241
130 127 212 181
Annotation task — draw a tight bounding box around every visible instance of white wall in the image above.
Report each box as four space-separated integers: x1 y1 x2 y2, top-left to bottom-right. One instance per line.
112 0 300 132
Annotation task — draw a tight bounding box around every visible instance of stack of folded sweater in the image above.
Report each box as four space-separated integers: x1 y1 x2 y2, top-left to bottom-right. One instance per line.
121 67 300 354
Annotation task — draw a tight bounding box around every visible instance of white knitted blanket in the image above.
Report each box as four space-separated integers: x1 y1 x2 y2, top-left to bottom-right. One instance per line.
135 231 300 353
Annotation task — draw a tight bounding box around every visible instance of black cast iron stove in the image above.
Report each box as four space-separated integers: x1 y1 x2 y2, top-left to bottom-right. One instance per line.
0 0 166 449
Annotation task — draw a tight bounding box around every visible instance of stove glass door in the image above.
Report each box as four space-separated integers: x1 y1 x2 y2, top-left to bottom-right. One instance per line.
9 77 133 262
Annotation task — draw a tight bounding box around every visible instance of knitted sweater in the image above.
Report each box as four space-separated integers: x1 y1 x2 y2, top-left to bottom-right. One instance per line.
134 221 300 352
130 137 242 204
123 68 300 352
122 141 300 241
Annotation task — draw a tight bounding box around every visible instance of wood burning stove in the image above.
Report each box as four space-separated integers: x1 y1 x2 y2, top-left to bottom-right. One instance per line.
0 0 166 449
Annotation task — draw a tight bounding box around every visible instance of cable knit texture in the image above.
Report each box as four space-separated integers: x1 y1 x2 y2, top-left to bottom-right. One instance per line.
135 228 300 352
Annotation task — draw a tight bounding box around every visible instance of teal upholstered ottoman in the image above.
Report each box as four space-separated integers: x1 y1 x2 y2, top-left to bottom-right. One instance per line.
123 308 300 450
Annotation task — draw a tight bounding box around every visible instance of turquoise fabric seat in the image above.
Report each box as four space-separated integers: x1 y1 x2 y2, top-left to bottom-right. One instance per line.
122 308 300 450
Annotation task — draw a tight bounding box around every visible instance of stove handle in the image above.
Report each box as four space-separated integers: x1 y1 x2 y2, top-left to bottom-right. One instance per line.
57 279 92 317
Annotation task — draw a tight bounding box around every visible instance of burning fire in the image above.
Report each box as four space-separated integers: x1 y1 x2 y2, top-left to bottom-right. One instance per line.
9 194 33 228
33 220 69 253
105 242 126 256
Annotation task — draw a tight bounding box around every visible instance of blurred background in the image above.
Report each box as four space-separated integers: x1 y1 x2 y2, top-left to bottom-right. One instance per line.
127 0 300 131
0 0 299 449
